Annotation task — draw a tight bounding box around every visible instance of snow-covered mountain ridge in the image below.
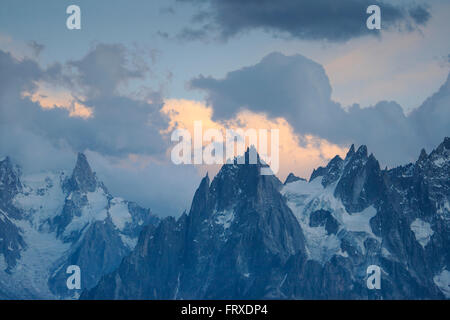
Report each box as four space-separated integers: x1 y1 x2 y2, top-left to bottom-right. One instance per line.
0 153 159 299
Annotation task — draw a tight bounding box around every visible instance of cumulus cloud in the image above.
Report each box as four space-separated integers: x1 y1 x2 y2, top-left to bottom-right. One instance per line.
189 52 450 167
177 0 431 42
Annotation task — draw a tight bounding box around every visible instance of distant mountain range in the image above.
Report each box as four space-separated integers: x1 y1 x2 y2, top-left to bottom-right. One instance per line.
1 137 449 299
82 137 450 299
0 153 159 299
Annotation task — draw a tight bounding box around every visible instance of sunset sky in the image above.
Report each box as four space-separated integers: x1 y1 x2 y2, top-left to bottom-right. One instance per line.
1 0 449 216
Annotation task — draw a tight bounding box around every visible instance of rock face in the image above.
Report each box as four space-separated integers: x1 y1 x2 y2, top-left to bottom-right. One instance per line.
84 139 450 300
0 158 25 275
0 153 159 299
83 150 306 299
281 138 448 299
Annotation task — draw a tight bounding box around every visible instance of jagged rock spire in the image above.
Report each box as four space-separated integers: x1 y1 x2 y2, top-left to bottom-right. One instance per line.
355 145 368 158
435 137 450 154
68 152 97 193
418 148 428 163
189 173 210 213
345 144 355 160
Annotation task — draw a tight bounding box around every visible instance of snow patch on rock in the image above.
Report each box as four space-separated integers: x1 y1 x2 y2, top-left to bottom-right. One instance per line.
63 187 108 236
282 177 379 263
433 269 450 298
109 198 132 231
410 218 434 248
215 209 235 230
13 172 66 227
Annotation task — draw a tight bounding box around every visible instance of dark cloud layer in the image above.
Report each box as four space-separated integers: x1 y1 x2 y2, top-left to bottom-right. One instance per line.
68 44 148 98
0 46 199 215
178 0 431 42
0 46 168 158
190 52 450 167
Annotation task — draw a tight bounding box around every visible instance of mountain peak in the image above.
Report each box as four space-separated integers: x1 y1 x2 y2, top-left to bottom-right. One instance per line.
200 172 210 188
0 156 17 174
75 152 89 168
438 137 450 151
0 156 20 180
355 145 368 158
0 155 10 164
0 156 22 202
418 148 428 163
188 173 210 220
309 155 344 187
426 137 450 165
69 152 97 193
284 173 305 185
232 146 261 165
345 144 355 160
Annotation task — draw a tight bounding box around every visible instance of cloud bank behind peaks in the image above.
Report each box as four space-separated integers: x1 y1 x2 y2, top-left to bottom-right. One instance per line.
178 0 431 42
189 52 450 167
0 44 170 159
0 44 193 214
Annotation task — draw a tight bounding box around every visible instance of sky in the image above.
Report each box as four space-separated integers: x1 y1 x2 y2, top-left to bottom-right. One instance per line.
0 0 449 216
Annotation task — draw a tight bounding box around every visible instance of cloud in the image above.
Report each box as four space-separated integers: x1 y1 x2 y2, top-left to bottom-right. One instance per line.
176 27 210 42
0 44 171 158
0 44 200 215
0 33 43 61
68 43 149 98
85 151 200 217
323 30 449 110
409 5 431 25
177 0 431 42
157 31 170 39
409 73 450 149
21 81 92 119
159 6 176 15
189 52 346 142
161 98 348 181
27 41 45 58
0 125 75 174
0 45 164 158
0 49 42 98
189 51 450 167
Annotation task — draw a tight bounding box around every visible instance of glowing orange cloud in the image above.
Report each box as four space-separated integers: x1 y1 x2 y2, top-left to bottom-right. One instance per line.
22 81 93 119
161 99 348 181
